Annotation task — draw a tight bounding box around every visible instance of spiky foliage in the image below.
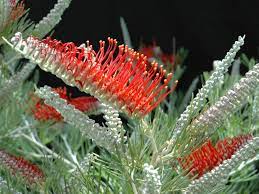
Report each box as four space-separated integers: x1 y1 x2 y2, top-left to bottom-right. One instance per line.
170 35 245 145
0 62 35 105
187 63 259 144
33 0 72 38
141 163 162 194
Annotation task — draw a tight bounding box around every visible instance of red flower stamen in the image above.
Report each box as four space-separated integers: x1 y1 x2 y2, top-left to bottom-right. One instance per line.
32 87 99 121
0 150 44 184
22 36 176 117
178 134 253 177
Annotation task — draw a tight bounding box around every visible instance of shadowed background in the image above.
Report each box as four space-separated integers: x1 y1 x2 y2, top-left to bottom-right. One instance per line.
25 0 259 91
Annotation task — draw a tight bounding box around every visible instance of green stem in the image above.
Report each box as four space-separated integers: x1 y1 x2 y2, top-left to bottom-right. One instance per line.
21 133 76 169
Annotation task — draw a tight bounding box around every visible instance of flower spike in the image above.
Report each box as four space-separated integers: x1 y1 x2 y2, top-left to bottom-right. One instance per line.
178 134 253 177
4 32 176 117
183 136 259 194
0 150 44 184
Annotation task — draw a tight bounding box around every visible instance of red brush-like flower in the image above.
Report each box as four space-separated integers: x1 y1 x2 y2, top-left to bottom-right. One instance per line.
139 44 160 60
139 43 175 64
69 96 99 112
161 53 175 64
10 34 176 117
32 87 99 121
178 134 253 177
33 101 63 121
0 150 44 184
139 42 176 73
6 0 25 26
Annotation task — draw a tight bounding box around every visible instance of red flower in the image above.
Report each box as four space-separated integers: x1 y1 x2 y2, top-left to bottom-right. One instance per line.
178 134 252 177
139 42 176 72
32 87 99 121
139 42 175 63
139 44 160 59
18 35 176 117
161 53 175 64
69 96 100 112
33 101 63 121
0 149 44 184
5 0 25 27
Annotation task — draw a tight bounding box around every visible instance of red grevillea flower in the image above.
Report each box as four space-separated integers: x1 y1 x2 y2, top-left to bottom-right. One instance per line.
69 96 100 112
10 33 176 117
139 43 175 64
178 134 253 177
33 101 63 121
5 0 25 27
0 149 44 184
32 87 99 121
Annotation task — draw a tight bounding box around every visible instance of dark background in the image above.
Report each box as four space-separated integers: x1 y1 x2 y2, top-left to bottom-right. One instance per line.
25 0 259 91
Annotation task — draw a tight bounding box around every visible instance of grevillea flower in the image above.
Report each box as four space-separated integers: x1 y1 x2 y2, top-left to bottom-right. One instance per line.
7 32 176 117
0 149 44 184
184 137 259 194
178 134 252 177
8 1 25 22
1 0 25 30
9 0 16 6
33 100 63 121
32 87 99 121
139 42 175 65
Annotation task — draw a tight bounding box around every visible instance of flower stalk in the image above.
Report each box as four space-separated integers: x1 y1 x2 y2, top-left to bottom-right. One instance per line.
32 87 100 121
35 86 122 152
33 0 72 38
170 36 245 146
188 63 259 142
140 163 162 194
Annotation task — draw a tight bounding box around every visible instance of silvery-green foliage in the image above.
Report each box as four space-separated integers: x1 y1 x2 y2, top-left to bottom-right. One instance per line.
140 163 162 194
0 62 35 105
189 63 259 140
171 36 245 143
35 86 121 152
1 4 259 192
33 0 72 38
120 17 133 48
101 103 126 144
0 0 13 32
69 153 96 192
0 176 21 194
252 86 259 128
